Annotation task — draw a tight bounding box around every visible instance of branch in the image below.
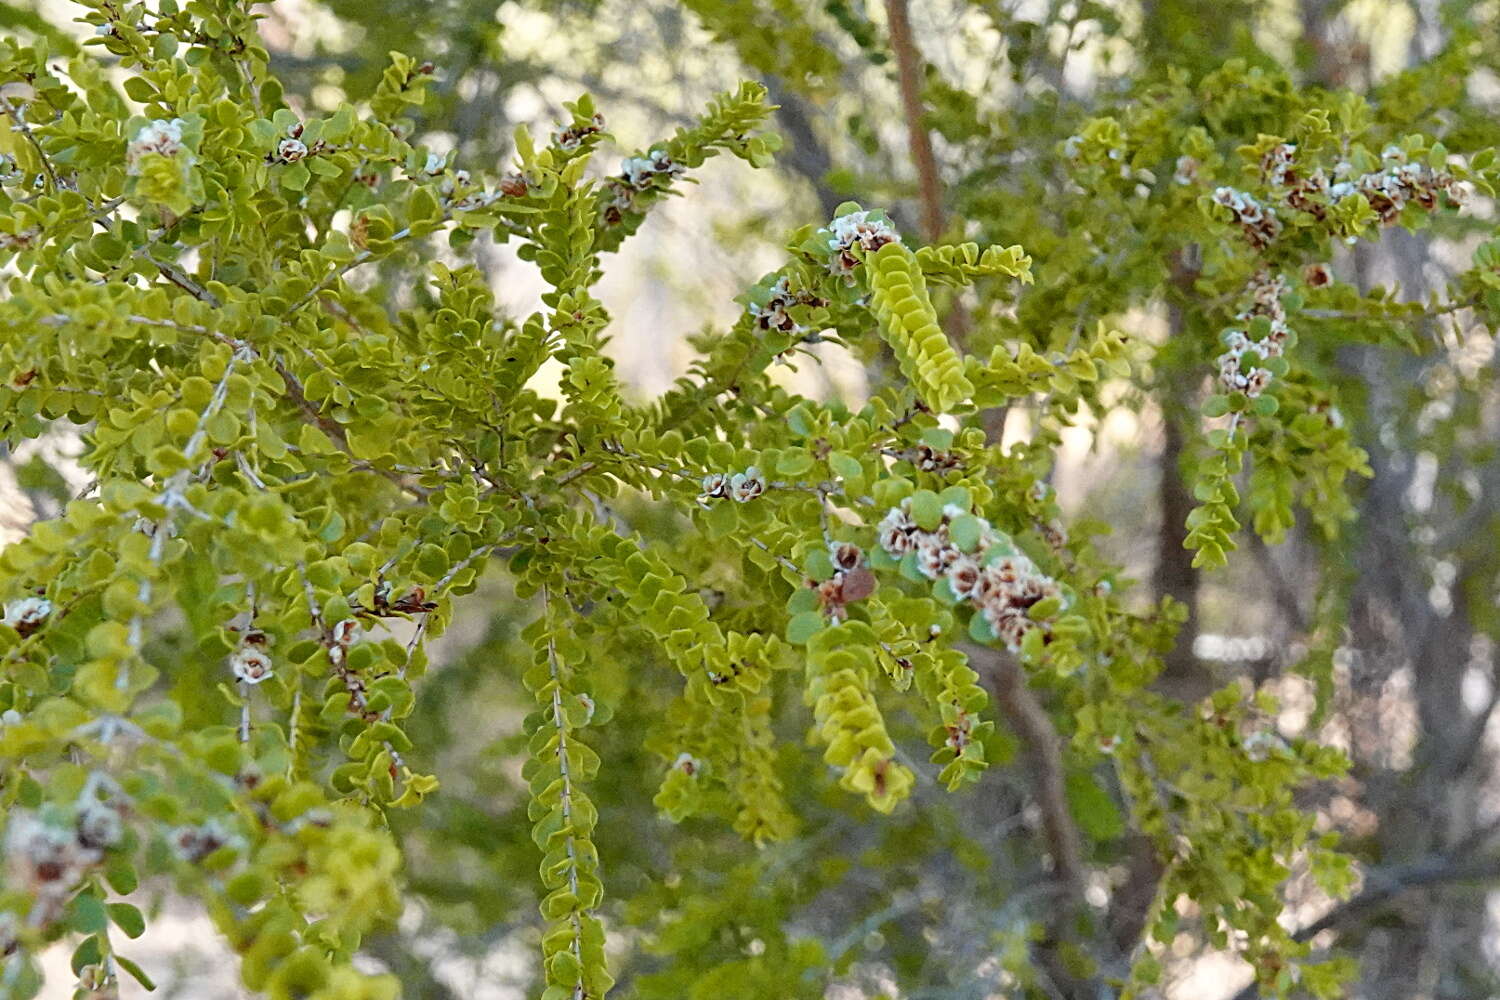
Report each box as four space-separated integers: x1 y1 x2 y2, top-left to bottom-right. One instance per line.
882 0 945 244
1231 832 1500 1000
979 648 1087 899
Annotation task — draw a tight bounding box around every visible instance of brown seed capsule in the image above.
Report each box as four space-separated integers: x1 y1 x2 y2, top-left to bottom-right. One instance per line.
838 567 877 603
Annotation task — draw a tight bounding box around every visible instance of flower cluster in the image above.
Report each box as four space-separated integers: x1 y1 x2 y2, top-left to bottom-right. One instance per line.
4 805 120 922
126 118 189 173
429 167 505 211
171 817 238 863
824 210 901 279
269 122 324 165
748 276 826 337
1212 186 1281 248
1216 271 1289 400
876 501 1064 653
1328 145 1468 224
3 595 52 637
621 149 684 189
0 228 39 252
603 148 685 223
552 112 605 150
882 443 962 474
1221 142 1468 244
229 628 273 685
699 466 766 503
1261 142 1298 188
1256 142 1336 222
277 136 308 162
813 542 877 622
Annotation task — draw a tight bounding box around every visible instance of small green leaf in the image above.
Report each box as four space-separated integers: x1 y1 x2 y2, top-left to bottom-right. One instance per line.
108 902 147 939
116 954 157 991
786 611 825 645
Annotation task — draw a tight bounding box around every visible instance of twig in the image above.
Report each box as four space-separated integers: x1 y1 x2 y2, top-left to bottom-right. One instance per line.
0 92 60 188
1230 841 1500 1000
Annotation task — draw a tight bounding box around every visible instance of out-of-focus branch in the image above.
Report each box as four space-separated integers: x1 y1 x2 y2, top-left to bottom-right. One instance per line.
882 0 945 245
1231 821 1500 1000
1153 251 1211 703
981 649 1087 899
979 647 1126 999
760 75 845 222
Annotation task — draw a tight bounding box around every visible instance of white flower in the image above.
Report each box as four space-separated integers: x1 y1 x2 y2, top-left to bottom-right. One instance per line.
699 473 728 502
3 596 52 634
331 618 362 647
5 811 97 899
829 541 863 572
127 119 188 173
277 137 309 162
729 466 765 503
172 818 236 862
0 709 21 727
75 799 123 851
620 149 681 188
1242 728 1288 762
914 535 958 579
1172 155 1198 185
946 556 982 599
672 752 701 777
423 151 446 174
230 645 274 685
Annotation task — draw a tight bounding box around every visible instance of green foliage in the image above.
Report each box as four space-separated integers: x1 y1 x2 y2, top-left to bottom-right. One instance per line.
865 240 976 413
1 1 1498 999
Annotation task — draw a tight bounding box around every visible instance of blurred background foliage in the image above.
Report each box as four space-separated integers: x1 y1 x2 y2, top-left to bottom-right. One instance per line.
7 0 1500 997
